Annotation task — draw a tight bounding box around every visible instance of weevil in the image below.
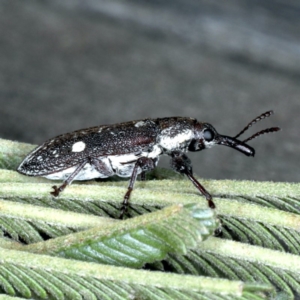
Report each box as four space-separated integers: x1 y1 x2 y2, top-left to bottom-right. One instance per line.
17 111 280 216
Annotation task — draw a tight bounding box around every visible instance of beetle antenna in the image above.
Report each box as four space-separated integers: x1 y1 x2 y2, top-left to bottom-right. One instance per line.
234 110 274 139
242 127 280 143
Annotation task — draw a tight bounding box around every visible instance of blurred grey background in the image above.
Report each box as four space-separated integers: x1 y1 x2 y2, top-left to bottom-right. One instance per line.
0 0 299 182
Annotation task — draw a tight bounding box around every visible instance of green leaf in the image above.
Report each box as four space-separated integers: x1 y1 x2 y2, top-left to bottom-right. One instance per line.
0 247 274 300
164 237 300 299
0 139 35 171
1 179 300 256
1 138 299 299
22 203 217 268
0 199 115 243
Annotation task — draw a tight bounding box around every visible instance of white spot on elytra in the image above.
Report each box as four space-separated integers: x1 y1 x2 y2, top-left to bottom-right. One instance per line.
72 141 86 152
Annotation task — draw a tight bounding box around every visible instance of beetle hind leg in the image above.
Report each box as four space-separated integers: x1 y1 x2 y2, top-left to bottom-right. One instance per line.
50 160 88 197
120 157 157 219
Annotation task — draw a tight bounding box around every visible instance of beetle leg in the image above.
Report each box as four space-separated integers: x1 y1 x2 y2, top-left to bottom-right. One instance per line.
91 158 114 177
51 160 88 197
170 151 215 209
140 171 146 181
120 157 156 219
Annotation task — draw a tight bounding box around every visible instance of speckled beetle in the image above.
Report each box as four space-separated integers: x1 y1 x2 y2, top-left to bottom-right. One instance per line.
17 111 280 216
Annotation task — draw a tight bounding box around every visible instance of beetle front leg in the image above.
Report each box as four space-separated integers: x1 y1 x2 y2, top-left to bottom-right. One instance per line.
120 157 156 219
170 151 215 209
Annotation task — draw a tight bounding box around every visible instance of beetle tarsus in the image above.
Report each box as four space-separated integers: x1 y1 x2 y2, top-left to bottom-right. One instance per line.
202 191 215 209
207 197 215 209
50 183 66 197
214 227 223 237
50 185 60 197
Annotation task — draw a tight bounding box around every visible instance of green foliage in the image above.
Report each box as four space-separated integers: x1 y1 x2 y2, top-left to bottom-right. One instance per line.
0 138 299 299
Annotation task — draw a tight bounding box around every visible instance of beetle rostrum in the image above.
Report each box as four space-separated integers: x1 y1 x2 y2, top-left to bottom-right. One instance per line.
17 111 280 216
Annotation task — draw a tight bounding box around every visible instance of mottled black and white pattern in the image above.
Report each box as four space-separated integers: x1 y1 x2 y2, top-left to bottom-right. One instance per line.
18 117 197 180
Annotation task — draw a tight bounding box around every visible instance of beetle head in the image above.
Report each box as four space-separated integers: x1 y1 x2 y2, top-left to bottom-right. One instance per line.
189 123 255 156
189 111 280 156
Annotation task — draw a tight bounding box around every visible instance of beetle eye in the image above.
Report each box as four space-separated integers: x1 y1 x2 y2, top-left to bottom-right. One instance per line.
203 129 214 142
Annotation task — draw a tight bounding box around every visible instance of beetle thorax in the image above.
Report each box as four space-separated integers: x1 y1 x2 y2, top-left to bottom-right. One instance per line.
157 127 194 152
